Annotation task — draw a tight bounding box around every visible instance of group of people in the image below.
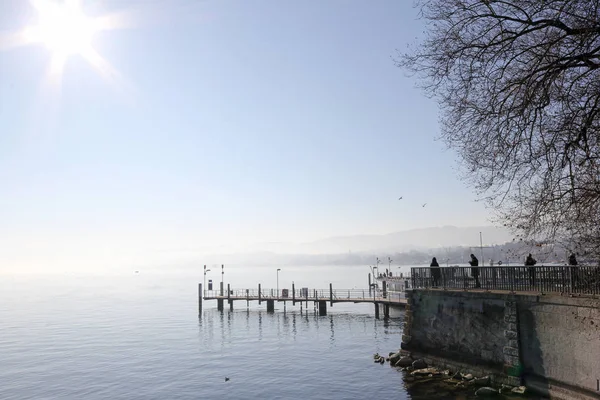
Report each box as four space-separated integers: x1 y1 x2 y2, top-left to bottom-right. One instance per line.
377 269 393 278
429 254 482 288
428 252 579 288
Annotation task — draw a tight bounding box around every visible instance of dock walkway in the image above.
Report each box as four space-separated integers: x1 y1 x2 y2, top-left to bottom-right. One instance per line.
199 283 406 318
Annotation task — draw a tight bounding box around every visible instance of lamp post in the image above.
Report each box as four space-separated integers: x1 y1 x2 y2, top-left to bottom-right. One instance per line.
388 257 392 276
203 265 211 296
221 264 224 290
277 268 281 299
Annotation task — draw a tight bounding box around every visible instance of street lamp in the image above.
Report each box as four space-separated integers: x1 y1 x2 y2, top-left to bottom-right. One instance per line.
203 265 211 296
277 268 281 299
388 257 392 276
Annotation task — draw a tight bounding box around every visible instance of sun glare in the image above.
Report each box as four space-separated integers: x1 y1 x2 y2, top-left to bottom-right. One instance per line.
26 0 97 56
0 0 139 103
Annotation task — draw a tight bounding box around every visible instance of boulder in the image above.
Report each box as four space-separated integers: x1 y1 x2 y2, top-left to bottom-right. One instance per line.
444 378 462 385
452 371 462 380
474 376 490 386
412 359 427 369
511 386 527 395
411 367 440 376
389 352 402 365
462 373 474 381
499 384 513 394
395 356 414 368
475 387 499 397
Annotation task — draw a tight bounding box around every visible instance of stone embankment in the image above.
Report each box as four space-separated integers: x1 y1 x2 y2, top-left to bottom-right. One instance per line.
374 351 528 398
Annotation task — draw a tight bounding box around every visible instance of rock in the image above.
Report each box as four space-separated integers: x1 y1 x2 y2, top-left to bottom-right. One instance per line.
474 376 490 386
395 356 414 368
475 387 499 397
411 367 440 376
412 359 427 369
379 357 385 364
511 386 527 395
499 384 513 394
388 351 395 357
389 352 402 365
452 371 462 380
462 373 474 381
444 378 462 385
373 353 380 359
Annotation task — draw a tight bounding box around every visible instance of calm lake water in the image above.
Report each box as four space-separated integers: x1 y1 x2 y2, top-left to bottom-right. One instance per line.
0 265 544 399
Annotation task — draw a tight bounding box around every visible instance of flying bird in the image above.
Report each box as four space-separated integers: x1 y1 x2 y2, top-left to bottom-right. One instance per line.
225 377 230 382
398 196 403 200
422 203 427 207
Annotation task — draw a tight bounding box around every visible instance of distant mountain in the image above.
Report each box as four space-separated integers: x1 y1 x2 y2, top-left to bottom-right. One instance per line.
253 225 513 254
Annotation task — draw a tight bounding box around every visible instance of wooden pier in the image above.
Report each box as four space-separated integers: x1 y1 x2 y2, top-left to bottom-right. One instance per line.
198 282 406 319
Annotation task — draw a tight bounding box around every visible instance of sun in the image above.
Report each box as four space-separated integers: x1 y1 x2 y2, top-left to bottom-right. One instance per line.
25 0 97 56
0 0 138 100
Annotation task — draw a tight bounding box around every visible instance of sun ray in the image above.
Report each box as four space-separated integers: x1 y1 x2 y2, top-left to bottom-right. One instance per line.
0 30 36 51
80 46 136 105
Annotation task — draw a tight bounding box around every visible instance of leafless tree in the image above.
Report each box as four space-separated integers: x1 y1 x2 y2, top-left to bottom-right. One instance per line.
398 0 600 262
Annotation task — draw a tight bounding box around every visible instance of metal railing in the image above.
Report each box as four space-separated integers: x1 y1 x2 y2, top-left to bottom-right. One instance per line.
411 266 600 295
203 288 407 302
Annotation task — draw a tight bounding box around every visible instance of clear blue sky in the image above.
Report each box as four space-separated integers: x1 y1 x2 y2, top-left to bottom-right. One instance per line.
0 0 492 271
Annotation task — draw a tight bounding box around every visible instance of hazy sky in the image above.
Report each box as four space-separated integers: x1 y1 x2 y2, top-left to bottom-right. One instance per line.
0 1 493 271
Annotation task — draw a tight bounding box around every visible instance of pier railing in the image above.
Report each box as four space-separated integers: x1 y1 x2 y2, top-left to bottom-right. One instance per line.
411 266 600 295
203 288 406 303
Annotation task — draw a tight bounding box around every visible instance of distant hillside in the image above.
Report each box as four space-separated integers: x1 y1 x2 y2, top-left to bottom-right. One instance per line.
253 225 513 254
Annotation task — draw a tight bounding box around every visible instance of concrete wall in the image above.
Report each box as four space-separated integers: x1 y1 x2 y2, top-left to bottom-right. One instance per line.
518 296 600 397
403 291 518 373
402 289 600 399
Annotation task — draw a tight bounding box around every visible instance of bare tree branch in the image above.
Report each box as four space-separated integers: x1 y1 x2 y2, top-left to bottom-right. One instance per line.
398 0 600 261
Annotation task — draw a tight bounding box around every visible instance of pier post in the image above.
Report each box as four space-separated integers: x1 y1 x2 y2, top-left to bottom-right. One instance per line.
198 284 202 315
220 281 224 297
368 273 371 295
259 284 262 304
383 281 387 299
319 300 327 316
217 299 224 311
329 283 333 306
292 283 296 305
228 284 232 311
384 304 390 319
374 303 380 319
266 299 274 312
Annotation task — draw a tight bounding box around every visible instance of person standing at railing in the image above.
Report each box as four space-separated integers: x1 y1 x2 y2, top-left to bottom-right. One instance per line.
430 257 441 288
525 253 537 288
569 253 579 291
469 254 480 288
